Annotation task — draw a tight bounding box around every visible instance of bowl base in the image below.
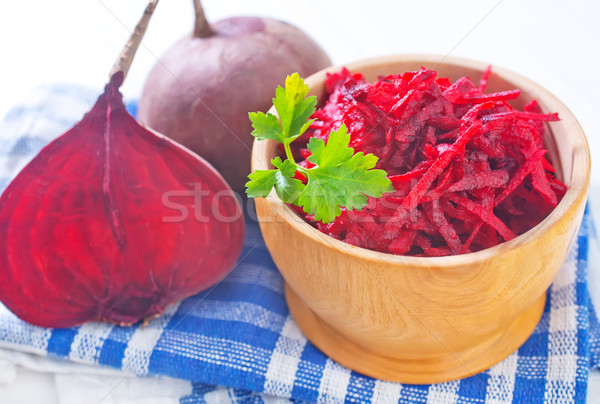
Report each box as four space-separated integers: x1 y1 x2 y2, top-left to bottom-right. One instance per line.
284 283 546 384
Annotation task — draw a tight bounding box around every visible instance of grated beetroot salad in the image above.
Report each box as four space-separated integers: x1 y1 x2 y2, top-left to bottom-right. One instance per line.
289 67 566 256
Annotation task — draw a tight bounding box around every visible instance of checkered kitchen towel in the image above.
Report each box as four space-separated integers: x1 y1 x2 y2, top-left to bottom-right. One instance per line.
0 84 598 403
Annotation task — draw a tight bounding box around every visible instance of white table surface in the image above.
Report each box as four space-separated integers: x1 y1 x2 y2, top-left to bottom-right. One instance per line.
0 1 598 402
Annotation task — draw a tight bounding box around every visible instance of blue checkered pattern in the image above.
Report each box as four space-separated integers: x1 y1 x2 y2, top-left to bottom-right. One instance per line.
0 85 597 403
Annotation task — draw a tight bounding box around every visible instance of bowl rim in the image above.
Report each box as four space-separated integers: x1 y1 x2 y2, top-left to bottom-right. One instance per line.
251 53 591 267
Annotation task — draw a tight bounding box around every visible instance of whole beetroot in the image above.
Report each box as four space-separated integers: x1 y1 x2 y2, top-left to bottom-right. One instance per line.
138 0 332 191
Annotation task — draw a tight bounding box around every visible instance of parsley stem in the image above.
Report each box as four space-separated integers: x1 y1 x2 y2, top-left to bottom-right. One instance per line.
296 165 309 174
284 141 295 165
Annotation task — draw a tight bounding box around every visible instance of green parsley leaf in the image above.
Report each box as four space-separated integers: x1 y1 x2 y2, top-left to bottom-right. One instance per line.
248 111 284 143
274 172 305 205
271 157 305 204
246 73 392 224
270 157 296 176
245 169 277 198
272 73 317 143
249 73 317 145
298 126 392 223
307 124 354 167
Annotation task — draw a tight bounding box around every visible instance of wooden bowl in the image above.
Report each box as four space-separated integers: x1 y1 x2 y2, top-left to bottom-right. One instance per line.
251 54 590 384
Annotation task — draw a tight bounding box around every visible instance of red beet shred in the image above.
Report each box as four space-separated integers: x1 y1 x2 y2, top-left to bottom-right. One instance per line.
291 67 566 256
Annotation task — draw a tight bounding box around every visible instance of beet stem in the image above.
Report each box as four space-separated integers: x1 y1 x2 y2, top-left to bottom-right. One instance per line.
109 0 159 81
193 0 212 38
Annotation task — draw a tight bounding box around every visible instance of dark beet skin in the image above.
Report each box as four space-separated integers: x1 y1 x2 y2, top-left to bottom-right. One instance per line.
0 74 245 328
138 17 332 191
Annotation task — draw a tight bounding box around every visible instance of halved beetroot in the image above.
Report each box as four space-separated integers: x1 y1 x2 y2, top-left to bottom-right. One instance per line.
0 72 245 328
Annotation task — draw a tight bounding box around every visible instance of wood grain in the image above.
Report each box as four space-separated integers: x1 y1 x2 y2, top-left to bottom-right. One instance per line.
251 54 590 384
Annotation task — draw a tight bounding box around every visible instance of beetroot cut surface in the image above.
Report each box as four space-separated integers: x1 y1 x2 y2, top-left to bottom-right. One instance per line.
0 72 245 328
291 67 566 257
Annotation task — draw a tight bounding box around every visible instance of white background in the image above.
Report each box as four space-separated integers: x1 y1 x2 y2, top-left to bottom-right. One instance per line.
0 0 598 402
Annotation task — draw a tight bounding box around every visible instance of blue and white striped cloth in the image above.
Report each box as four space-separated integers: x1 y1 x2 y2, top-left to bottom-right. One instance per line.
0 85 598 403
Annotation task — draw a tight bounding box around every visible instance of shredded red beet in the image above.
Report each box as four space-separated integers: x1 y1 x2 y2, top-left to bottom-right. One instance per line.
291 67 566 256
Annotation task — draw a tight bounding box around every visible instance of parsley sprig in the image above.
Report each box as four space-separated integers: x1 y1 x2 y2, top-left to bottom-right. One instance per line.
246 73 392 223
